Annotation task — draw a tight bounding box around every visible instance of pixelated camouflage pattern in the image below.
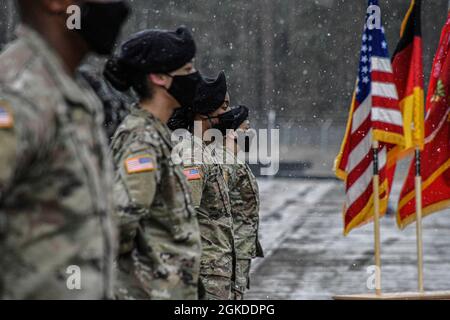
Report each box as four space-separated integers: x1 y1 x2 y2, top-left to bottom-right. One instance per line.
220 145 263 297
175 134 235 300
227 163 263 260
0 25 116 300
233 259 251 299
111 106 202 300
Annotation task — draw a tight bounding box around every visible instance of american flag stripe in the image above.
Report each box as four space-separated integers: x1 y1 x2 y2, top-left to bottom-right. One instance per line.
347 184 374 216
335 0 405 234
346 129 373 172
346 164 374 207
346 148 388 214
372 71 398 84
371 57 393 72
351 98 371 133
372 108 403 126
372 96 400 109
372 82 399 99
347 146 387 194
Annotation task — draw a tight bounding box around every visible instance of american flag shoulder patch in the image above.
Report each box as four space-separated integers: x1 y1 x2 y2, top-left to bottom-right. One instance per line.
125 155 155 174
183 167 201 181
0 103 13 128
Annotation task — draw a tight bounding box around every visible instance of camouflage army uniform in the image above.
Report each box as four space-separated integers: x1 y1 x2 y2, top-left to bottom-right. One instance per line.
174 132 235 300
0 25 116 299
220 145 263 300
111 106 202 300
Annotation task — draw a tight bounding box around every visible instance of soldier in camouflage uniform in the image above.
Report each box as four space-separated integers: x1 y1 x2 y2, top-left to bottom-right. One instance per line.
0 0 129 299
79 65 136 140
218 106 264 300
170 72 240 300
105 28 203 300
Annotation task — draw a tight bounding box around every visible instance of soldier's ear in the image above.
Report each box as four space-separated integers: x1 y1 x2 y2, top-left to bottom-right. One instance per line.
149 74 171 88
41 0 73 15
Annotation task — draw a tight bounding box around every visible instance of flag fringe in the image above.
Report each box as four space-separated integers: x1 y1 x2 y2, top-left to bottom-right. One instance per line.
397 158 450 212
397 199 450 229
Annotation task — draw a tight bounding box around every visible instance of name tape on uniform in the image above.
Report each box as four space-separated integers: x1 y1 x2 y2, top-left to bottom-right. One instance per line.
0 103 13 128
184 168 201 181
125 155 155 174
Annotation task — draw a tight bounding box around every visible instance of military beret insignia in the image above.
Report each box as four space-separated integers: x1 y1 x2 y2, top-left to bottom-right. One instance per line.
125 155 155 174
0 102 13 128
184 167 201 181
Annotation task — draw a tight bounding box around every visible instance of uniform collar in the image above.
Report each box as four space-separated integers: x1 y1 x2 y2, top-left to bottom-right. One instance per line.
131 104 173 143
131 104 163 125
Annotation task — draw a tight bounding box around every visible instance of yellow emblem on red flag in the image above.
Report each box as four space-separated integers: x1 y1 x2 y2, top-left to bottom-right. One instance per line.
397 11 450 228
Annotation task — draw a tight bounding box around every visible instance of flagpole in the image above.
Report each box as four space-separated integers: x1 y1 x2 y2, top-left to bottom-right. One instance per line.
372 140 382 296
415 148 424 293
414 0 449 293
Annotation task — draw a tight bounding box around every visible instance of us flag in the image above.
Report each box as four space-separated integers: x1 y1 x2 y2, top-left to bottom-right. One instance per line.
125 156 155 174
335 0 405 235
183 168 201 181
0 106 13 128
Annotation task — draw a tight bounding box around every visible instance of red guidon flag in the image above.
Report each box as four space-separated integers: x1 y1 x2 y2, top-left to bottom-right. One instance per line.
392 0 424 153
397 11 450 228
335 0 405 235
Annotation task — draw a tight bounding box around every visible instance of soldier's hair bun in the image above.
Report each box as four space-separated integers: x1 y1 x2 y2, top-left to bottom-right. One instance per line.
103 57 132 92
168 106 195 131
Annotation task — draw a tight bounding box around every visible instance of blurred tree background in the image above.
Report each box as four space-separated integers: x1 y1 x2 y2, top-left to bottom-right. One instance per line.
120 0 446 126
0 0 448 173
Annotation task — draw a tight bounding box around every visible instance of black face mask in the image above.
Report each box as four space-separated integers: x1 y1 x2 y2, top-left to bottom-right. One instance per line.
167 71 202 108
77 1 130 55
210 105 248 135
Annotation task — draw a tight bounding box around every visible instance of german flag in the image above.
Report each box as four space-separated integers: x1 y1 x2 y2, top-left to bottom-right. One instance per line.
397 11 450 228
392 0 424 152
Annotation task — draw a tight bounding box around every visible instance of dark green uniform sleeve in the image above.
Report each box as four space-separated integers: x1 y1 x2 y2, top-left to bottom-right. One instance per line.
120 150 158 208
0 123 16 194
0 97 34 195
114 138 160 254
183 164 206 208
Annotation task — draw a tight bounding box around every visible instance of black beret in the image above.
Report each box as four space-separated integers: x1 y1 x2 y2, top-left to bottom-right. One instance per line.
193 71 228 115
119 26 196 74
